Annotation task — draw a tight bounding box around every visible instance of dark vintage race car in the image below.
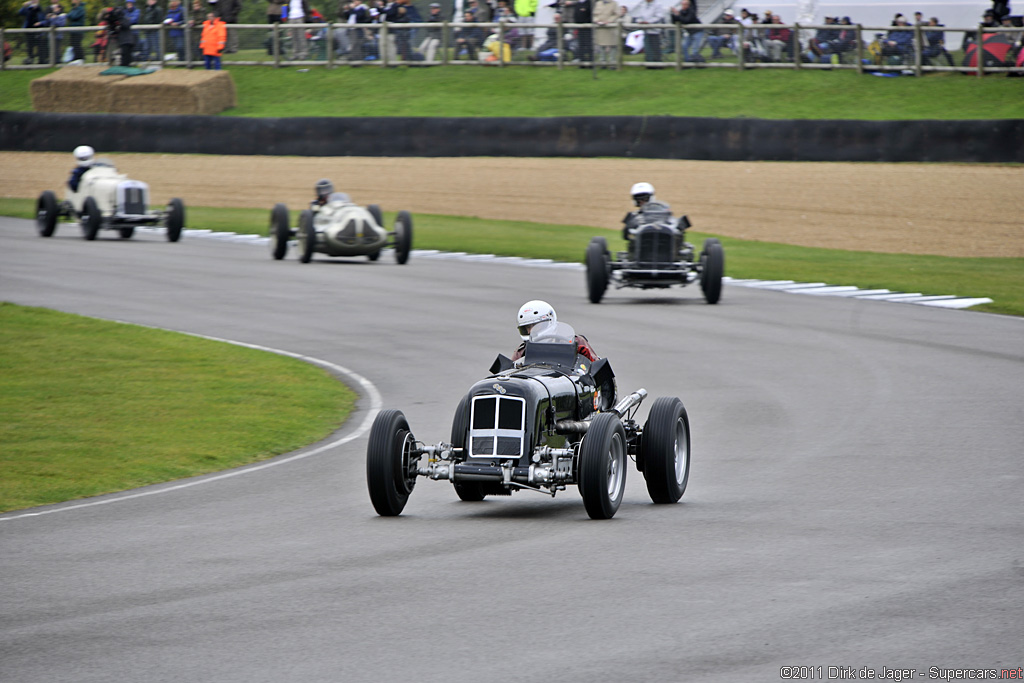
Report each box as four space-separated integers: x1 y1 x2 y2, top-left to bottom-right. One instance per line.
585 212 724 304
268 193 412 264
366 321 691 520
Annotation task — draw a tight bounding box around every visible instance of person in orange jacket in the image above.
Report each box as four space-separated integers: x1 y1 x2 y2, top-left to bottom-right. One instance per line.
199 10 226 69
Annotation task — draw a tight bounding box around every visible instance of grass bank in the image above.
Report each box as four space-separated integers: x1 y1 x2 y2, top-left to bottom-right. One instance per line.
0 303 356 513
3 198 1019 316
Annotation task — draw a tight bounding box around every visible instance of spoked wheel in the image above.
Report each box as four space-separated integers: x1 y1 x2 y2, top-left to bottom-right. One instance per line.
578 412 627 520
166 198 185 242
37 191 58 237
449 395 485 502
366 409 418 516
640 397 691 504
269 203 290 260
298 209 315 263
585 236 609 303
81 197 101 241
699 238 724 304
119 227 135 239
393 210 413 265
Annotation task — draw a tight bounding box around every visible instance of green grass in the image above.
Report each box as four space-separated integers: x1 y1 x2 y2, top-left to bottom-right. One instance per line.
2 65 1022 119
0 303 356 513
3 197 1018 316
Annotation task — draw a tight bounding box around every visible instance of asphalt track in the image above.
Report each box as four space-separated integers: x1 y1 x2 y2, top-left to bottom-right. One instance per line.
1 217 1022 682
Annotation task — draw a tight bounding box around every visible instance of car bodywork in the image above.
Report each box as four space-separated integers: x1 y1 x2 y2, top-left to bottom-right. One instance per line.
366 322 691 520
36 161 185 241
269 193 412 264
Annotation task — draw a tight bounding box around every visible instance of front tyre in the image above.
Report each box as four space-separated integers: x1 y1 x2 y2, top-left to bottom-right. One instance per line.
37 191 58 237
394 210 413 265
119 227 135 239
269 203 290 260
641 397 691 504
166 198 185 242
298 209 315 263
449 395 486 502
366 409 418 516
578 412 627 519
585 236 609 303
699 238 724 304
81 197 101 241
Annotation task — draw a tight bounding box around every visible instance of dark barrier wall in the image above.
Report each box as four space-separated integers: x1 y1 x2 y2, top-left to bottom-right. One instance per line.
2 112 1022 162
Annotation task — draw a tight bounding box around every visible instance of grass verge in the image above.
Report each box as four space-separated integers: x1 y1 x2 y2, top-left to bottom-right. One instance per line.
3 197 1020 316
0 303 356 513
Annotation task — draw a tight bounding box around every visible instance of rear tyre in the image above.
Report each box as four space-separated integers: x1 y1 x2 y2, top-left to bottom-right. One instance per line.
449 395 486 502
298 209 315 263
578 412 627 519
367 204 383 229
394 210 413 265
81 197 101 241
269 203 290 260
166 198 185 242
367 250 381 261
586 236 609 303
699 238 724 304
118 227 135 239
366 409 418 516
37 191 58 237
641 397 690 504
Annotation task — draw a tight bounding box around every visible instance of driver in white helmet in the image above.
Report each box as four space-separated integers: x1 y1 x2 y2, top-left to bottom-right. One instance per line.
310 178 351 211
622 181 677 239
512 300 598 363
67 145 95 192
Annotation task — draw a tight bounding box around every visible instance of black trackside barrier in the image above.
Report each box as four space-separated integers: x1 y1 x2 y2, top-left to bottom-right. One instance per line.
1 112 1022 163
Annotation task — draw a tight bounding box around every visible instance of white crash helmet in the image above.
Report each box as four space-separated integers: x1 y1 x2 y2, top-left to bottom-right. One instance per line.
517 300 557 340
73 145 95 166
631 181 655 205
315 178 334 197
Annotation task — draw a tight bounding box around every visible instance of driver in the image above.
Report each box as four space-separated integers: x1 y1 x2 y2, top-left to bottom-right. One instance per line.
67 145 95 192
512 300 598 363
311 178 335 209
622 181 677 240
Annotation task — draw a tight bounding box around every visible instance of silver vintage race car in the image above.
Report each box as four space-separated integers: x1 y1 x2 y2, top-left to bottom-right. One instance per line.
366 321 691 520
36 160 185 242
268 193 412 264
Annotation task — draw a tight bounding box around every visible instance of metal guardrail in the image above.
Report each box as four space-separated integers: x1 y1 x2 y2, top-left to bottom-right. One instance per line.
2 21 1021 77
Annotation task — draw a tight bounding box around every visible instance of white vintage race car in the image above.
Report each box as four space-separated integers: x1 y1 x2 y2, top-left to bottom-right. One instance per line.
36 160 185 241
268 193 412 264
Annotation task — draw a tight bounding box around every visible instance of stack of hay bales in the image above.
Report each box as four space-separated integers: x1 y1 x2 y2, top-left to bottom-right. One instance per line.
30 67 236 115
29 67 128 113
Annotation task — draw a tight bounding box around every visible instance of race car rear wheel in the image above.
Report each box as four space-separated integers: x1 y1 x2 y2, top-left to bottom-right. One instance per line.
699 238 724 304
579 412 627 520
586 236 610 304
367 250 381 262
394 211 413 265
37 191 58 237
166 198 185 242
269 203 290 260
119 227 135 239
640 396 690 504
81 197 101 241
449 395 486 502
298 209 315 263
367 204 383 229
366 409 418 516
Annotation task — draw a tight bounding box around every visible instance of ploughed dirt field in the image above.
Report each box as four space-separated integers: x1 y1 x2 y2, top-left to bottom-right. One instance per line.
3 152 1021 258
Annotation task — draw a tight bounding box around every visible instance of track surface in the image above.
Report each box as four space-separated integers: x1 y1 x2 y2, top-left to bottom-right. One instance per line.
1 218 1022 682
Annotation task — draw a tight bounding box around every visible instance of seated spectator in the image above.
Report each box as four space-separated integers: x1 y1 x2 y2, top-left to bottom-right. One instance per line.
453 10 483 59
415 2 442 61
881 15 913 63
672 0 705 63
922 16 954 66
707 8 737 58
764 14 791 62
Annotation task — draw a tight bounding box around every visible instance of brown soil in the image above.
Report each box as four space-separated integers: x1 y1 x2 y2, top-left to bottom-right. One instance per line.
3 152 1021 257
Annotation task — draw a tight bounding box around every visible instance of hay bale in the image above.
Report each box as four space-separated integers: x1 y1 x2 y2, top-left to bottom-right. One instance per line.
30 66 128 113
108 70 236 115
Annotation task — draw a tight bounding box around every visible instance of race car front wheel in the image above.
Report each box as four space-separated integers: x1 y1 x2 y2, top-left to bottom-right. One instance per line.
166 198 185 242
640 396 690 504
699 238 724 304
298 210 315 263
366 409 418 516
585 236 610 303
269 203 290 260
394 211 413 265
579 412 627 520
449 395 486 502
37 191 58 237
81 197 101 241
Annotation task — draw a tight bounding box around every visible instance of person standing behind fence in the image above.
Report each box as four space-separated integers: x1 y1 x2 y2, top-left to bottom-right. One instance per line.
164 0 185 58
673 0 704 62
200 9 226 66
216 0 240 52
417 2 441 60
19 0 46 64
632 0 666 63
592 0 617 66
287 0 310 58
138 0 159 59
267 0 285 23
706 7 736 57
68 0 86 60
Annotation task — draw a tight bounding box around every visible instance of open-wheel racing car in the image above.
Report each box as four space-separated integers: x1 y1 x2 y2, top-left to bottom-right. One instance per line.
268 193 412 264
36 160 185 242
585 209 724 304
366 321 691 520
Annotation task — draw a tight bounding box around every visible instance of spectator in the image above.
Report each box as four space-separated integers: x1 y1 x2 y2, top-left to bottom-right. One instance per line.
765 13 791 62
344 0 373 58
187 0 204 58
707 7 737 58
164 0 185 59
453 10 483 59
632 0 667 63
922 16 954 66
672 0 704 63
592 0 618 66
68 0 86 61
514 0 536 49
881 14 913 63
199 8 225 67
18 0 46 65
738 8 766 61
287 0 310 58
217 0 240 53
567 0 592 63
138 0 160 60
806 14 837 61
101 5 136 66
991 0 1010 24
913 10 923 25
416 2 441 60
123 0 139 23
267 0 286 23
